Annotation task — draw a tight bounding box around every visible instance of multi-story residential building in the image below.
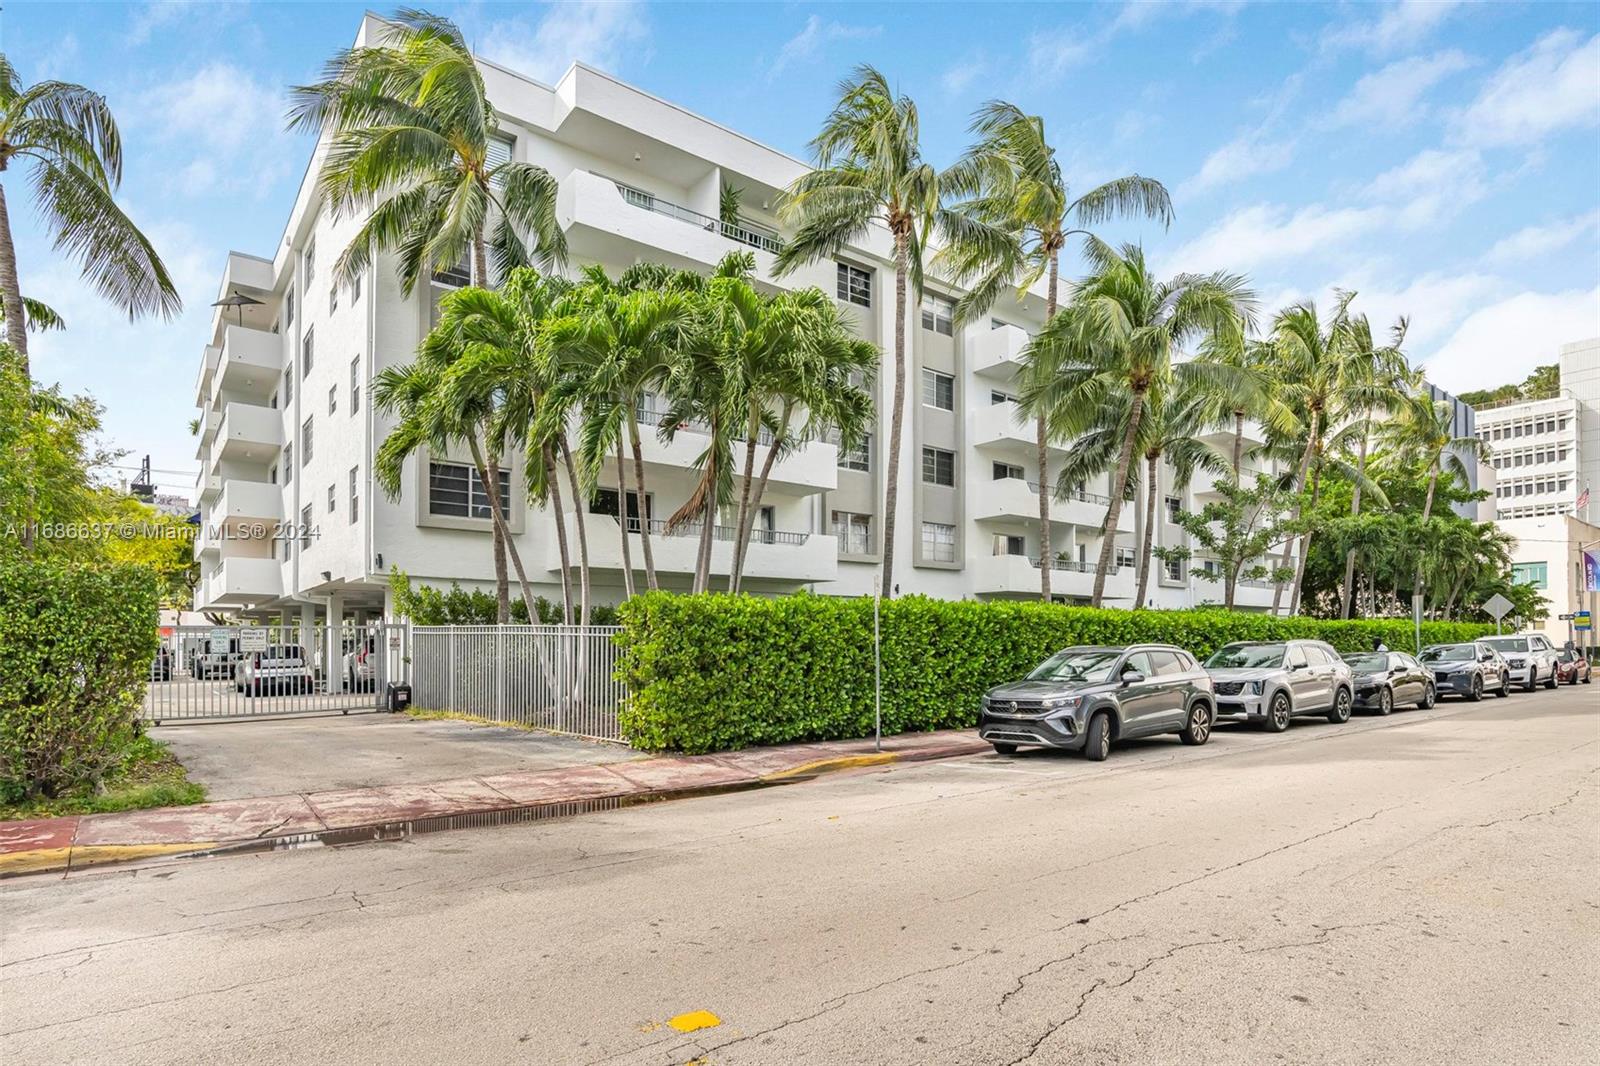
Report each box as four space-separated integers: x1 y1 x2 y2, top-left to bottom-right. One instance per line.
1421 381 1486 520
192 13 1286 629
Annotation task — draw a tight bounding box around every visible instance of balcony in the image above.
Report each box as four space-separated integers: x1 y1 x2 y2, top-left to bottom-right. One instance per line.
197 474 222 502
194 344 220 407
973 554 1134 600
215 478 282 522
212 324 280 405
634 405 837 494
559 169 785 274
973 477 1111 526
972 324 1029 378
546 514 836 584
211 402 282 470
201 556 282 607
972 400 1066 458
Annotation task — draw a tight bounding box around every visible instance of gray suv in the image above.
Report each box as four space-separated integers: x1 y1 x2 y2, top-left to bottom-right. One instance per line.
1205 640 1354 731
979 645 1217 761
1419 641 1511 700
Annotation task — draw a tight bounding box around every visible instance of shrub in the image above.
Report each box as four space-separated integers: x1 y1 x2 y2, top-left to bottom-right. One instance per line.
615 593 1494 753
388 569 620 626
0 561 159 800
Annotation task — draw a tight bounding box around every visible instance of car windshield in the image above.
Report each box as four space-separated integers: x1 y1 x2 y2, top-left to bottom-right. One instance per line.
1482 637 1528 653
1026 649 1121 684
1421 644 1474 663
1343 653 1387 673
1205 644 1285 669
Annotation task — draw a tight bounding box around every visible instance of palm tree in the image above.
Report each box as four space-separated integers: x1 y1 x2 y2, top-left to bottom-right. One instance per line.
0 56 181 376
776 65 939 599
1129 379 1229 607
1384 391 1490 526
288 9 566 295
1193 314 1271 485
1021 240 1254 606
936 100 1172 600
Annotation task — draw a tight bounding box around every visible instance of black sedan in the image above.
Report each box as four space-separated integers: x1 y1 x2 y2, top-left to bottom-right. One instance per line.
1340 651 1435 714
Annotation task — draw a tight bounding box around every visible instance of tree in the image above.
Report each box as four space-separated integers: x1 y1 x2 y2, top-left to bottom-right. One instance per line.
0 56 180 376
1156 476 1297 611
1021 240 1253 606
289 9 566 294
776 65 939 599
1127 378 1229 607
936 100 1171 600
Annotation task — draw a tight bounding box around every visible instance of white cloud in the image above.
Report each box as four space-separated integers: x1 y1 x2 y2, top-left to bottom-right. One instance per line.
1486 210 1600 265
1452 29 1600 147
1422 286 1600 391
128 62 297 197
1160 202 1389 276
472 0 650 84
1363 147 1488 228
1328 50 1472 127
769 15 882 81
1179 132 1296 197
940 54 987 97
127 1 247 47
1322 0 1465 54
1025 26 1097 83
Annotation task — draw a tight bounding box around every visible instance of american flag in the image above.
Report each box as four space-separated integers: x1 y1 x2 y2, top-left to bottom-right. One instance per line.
1579 482 1592 511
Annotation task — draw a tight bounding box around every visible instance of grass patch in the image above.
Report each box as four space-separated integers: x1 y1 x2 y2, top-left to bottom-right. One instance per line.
403 707 542 732
0 735 206 822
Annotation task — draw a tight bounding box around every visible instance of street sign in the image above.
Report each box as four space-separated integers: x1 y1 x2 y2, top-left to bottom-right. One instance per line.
208 626 232 654
1577 611 1593 632
240 628 269 653
1483 594 1513 620
1559 613 1575 621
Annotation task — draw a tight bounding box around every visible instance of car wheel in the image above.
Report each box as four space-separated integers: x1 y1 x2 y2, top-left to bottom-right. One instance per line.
1419 683 1436 710
1327 687 1353 724
1263 692 1292 732
1544 666 1558 690
1179 702 1212 746
1497 673 1511 697
991 742 1018 756
1525 672 1537 692
1468 674 1483 702
1085 713 1112 762
1375 687 1393 716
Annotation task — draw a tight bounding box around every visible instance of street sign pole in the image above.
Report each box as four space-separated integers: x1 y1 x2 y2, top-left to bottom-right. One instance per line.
873 592 882 753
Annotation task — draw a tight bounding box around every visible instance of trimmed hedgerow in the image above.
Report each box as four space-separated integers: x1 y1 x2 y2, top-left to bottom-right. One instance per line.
614 593 1493 754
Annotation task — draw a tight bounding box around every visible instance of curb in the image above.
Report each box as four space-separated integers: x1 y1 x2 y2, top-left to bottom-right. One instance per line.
0 736 987 880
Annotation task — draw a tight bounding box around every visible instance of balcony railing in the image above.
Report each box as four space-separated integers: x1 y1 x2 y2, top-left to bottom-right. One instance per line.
1033 557 1123 574
610 178 784 255
636 403 777 447
612 514 810 546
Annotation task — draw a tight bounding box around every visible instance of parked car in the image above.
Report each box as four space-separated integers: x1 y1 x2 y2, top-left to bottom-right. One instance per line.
197 637 240 680
1418 641 1510 701
1555 647 1592 685
978 645 1217 761
236 645 315 696
1480 633 1560 691
1340 650 1435 714
1204 640 1354 731
343 634 377 692
149 646 173 682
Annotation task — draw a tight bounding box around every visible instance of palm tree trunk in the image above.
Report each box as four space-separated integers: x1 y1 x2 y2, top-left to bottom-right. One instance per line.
1288 433 1326 616
735 434 786 592
0 184 29 372
559 438 590 626
615 437 635 601
543 444 573 624
1338 423 1371 619
1135 454 1158 607
1271 410 1319 614
467 436 527 623
1037 251 1059 602
1092 390 1145 606
728 407 761 593
881 230 909 599
627 419 658 591
695 442 719 594
1231 410 1245 484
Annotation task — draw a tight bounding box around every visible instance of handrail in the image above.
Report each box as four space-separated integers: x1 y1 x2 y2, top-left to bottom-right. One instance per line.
1031 557 1122 574
609 177 784 255
603 513 810 546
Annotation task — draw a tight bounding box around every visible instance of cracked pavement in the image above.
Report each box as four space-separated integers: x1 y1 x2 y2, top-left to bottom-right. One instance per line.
3 684 1597 1065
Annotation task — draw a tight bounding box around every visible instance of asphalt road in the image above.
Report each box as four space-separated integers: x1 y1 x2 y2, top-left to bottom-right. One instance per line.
4 684 1598 1065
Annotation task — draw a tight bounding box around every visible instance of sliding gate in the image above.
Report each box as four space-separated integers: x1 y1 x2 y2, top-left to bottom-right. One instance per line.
143 623 410 723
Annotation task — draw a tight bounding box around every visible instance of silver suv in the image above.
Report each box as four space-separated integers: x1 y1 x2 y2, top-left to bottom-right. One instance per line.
1204 640 1355 732
1479 634 1560 691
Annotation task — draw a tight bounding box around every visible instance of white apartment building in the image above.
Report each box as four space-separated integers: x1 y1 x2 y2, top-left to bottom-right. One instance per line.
1475 337 1600 524
192 13 1283 627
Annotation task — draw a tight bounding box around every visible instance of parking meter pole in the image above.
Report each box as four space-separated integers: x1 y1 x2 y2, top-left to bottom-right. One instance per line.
873 593 882 753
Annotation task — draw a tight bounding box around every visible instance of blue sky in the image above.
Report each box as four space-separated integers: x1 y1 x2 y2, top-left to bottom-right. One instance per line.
5 0 1599 497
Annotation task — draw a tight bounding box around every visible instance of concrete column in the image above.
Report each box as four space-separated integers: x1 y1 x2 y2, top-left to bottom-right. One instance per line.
297 604 315 657
325 592 345 691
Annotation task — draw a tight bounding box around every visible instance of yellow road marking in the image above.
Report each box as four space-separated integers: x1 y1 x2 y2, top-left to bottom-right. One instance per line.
667 1010 721 1033
761 752 895 782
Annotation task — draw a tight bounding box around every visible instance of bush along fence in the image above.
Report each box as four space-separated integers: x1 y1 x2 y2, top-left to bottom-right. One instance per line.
614 593 1495 754
0 561 159 802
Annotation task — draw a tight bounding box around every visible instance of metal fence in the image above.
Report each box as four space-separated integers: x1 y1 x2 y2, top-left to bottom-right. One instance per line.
143 623 409 723
409 625 627 742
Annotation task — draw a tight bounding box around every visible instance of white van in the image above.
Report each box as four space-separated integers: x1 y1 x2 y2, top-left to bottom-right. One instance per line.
236 645 315 696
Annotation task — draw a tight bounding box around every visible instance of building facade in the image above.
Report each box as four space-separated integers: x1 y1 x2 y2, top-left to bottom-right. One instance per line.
192 14 1286 627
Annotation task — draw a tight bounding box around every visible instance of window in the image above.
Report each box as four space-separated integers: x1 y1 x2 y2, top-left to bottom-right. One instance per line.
1150 650 1186 676
427 461 509 519
921 447 955 486
269 465 278 486
838 437 870 472
487 133 513 176
990 390 1017 405
1115 547 1136 569
1511 561 1548 589
299 504 313 550
283 443 293 485
283 367 293 407
921 521 956 562
285 286 295 328
993 461 1024 481
350 357 361 414
921 368 954 410
836 262 871 307
327 482 336 514
920 292 954 335
832 510 872 555
328 385 337 415
301 417 313 464
590 488 650 530
349 466 359 523
1164 495 1182 523
303 240 315 284
302 328 314 377
1124 652 1154 678
994 534 1025 557
1285 644 1308 670
1164 556 1184 582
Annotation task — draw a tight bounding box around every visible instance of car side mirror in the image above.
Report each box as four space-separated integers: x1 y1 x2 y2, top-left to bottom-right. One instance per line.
1290 662 1307 672
1121 670 1146 685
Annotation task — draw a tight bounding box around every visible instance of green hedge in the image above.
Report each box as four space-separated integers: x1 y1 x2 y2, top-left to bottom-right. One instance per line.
0 561 159 801
615 593 1493 753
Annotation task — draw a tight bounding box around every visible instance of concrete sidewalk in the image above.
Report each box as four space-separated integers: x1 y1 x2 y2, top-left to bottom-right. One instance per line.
0 730 987 878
